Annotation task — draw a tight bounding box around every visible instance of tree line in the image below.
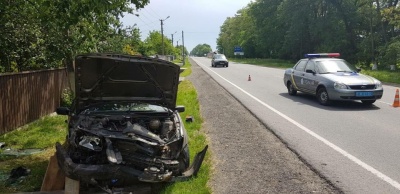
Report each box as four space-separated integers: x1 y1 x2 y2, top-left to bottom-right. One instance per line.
0 0 188 73
217 0 399 69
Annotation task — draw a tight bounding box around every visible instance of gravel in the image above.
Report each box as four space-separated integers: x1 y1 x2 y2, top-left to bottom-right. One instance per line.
188 58 341 194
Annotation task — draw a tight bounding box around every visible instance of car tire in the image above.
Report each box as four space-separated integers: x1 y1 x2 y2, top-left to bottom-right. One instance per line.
317 87 331 105
287 82 297 96
361 100 376 105
226 64 229 67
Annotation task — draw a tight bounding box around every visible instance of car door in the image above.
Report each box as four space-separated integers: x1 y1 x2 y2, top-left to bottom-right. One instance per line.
303 60 318 94
291 60 307 91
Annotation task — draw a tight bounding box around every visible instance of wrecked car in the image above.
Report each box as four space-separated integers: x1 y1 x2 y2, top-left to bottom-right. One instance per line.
55 53 207 189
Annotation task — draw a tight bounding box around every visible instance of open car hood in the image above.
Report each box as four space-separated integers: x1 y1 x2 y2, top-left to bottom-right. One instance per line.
74 53 180 112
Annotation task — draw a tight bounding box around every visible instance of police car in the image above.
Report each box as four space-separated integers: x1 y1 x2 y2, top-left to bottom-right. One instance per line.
283 53 383 105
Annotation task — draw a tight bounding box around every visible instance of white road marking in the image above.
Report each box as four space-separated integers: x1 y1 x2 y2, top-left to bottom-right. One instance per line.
194 58 400 191
378 100 392 106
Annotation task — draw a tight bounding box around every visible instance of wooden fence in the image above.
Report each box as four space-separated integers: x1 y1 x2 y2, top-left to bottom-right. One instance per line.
0 68 68 135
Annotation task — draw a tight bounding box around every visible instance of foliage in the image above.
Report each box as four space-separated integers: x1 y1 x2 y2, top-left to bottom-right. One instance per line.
189 44 212 57
217 0 400 68
0 0 150 73
60 88 74 107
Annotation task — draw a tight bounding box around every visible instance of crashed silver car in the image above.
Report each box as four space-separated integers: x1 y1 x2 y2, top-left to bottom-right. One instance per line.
55 53 207 190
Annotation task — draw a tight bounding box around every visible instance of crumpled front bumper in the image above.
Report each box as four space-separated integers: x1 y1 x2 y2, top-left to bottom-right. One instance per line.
55 142 208 184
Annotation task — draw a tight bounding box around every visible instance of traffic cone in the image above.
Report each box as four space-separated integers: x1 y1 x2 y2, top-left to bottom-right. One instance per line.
248 75 251 81
393 89 400 107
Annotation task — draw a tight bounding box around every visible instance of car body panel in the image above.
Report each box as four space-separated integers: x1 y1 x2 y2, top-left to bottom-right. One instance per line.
75 53 180 111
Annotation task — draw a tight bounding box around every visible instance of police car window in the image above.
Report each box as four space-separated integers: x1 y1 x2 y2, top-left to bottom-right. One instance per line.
294 60 307 71
315 64 321 73
316 60 356 73
305 61 315 72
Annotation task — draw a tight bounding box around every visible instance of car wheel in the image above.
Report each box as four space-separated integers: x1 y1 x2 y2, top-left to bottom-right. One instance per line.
287 82 297 96
226 64 229 67
317 87 331 105
361 100 376 105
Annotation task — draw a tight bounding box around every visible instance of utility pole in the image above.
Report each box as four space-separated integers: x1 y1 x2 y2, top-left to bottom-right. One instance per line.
160 16 170 55
182 30 185 65
171 31 177 46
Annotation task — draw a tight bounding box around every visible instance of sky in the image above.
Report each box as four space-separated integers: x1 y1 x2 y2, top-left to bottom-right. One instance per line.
121 0 253 53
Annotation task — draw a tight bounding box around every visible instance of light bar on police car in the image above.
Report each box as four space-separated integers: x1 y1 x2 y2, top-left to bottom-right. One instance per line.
305 53 340 58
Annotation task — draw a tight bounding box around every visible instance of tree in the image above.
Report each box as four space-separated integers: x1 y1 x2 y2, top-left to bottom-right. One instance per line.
216 0 399 66
190 44 212 57
0 0 150 73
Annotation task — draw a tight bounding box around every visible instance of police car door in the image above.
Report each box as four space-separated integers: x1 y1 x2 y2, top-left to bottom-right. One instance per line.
292 59 307 91
303 60 318 94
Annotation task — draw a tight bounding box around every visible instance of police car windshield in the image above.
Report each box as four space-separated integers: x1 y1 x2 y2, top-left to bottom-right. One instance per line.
316 60 356 73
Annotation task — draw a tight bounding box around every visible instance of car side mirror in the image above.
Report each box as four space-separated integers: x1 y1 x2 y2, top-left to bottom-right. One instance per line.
56 107 70 115
175 105 185 113
305 69 315 74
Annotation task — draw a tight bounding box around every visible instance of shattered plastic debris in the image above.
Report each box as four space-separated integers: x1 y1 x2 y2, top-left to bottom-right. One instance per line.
185 115 194 122
0 171 8 182
6 166 31 185
0 148 44 157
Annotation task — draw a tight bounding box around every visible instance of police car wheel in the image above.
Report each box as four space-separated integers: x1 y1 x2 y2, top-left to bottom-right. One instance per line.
287 82 297 96
317 87 331 105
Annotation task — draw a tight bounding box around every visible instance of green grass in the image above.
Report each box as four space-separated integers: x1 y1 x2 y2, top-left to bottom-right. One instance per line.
160 80 210 194
361 70 400 85
230 58 294 69
0 115 67 193
232 58 400 85
0 58 211 193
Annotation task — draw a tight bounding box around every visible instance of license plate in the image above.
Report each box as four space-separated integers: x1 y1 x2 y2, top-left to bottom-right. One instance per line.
356 92 373 97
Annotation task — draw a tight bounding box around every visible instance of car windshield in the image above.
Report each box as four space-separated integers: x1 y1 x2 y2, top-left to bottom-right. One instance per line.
214 54 227 60
316 60 357 73
82 102 168 114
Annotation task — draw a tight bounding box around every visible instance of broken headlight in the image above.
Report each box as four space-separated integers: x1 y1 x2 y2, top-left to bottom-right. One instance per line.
78 135 102 151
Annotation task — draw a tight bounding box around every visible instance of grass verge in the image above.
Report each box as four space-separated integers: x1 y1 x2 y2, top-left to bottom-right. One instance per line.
0 116 67 192
158 58 211 194
0 58 211 194
360 70 400 85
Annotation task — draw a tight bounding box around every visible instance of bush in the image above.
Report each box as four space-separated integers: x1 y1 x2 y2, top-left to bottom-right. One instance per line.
60 88 74 107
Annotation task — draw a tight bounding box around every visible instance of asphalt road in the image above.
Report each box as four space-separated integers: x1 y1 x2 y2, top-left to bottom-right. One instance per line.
190 57 400 194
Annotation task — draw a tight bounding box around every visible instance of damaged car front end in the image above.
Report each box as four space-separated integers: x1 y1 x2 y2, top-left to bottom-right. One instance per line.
55 53 207 189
